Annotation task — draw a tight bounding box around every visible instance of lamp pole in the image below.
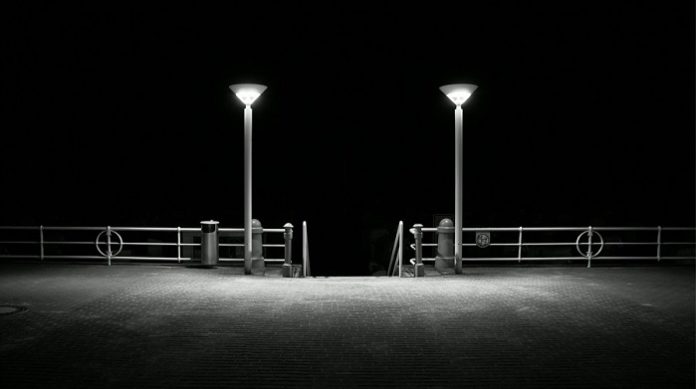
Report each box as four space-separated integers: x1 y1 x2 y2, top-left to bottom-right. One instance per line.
244 104 252 274
230 83 267 275
439 83 477 275
454 105 463 274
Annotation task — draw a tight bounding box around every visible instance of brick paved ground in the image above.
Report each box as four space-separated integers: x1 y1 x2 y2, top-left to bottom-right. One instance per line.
0 263 693 388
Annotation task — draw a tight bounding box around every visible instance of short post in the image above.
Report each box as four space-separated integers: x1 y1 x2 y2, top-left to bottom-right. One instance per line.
251 219 265 275
282 223 294 277
413 224 424 277
434 218 455 273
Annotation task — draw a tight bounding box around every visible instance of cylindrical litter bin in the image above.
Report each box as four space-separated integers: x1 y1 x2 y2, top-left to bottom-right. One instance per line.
200 220 219 267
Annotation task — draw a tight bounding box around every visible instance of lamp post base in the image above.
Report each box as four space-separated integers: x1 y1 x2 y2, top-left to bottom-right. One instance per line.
251 258 265 276
414 263 425 277
281 263 293 278
435 257 454 273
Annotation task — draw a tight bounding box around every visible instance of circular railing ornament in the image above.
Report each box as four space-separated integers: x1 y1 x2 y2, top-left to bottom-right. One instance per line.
575 229 604 260
95 229 124 258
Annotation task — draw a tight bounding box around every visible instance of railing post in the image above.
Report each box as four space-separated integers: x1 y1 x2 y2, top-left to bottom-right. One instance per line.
39 225 44 261
387 221 404 277
282 223 294 277
398 221 403 278
517 226 523 263
656 226 662 262
106 226 112 266
413 224 424 277
177 226 182 263
586 226 593 268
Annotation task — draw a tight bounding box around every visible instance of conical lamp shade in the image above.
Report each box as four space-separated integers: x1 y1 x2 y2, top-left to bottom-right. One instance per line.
439 83 478 106
229 83 267 106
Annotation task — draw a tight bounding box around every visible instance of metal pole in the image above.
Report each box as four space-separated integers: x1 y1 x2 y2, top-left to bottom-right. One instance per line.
454 106 463 274
302 221 310 277
398 221 403 278
387 225 400 276
302 222 306 277
244 105 253 275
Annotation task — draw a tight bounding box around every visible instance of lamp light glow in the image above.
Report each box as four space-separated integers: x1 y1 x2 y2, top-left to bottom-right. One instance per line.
439 83 478 106
229 83 267 106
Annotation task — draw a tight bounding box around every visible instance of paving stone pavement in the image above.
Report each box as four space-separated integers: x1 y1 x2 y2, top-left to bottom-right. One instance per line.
0 263 693 388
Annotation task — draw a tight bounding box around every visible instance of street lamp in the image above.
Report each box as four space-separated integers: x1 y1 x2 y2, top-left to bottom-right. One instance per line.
229 83 267 275
439 83 478 274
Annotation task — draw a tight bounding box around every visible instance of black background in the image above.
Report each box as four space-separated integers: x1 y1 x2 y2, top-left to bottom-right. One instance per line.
1 2 694 274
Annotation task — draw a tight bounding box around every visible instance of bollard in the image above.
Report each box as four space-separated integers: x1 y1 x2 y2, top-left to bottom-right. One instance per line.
251 219 265 275
412 224 425 277
200 220 219 267
435 218 455 272
282 223 293 277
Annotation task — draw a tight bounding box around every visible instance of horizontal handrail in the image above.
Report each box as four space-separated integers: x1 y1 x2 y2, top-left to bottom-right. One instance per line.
0 226 290 233
409 241 694 249
262 229 285 233
406 224 695 270
414 256 695 261
0 241 287 247
420 226 696 232
0 224 294 266
0 254 288 261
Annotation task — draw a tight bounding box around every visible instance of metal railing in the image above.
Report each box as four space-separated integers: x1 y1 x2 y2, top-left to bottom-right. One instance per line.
408 225 695 269
0 225 292 266
387 221 403 277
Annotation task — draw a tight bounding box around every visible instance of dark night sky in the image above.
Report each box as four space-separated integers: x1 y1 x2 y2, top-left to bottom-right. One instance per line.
1 2 694 274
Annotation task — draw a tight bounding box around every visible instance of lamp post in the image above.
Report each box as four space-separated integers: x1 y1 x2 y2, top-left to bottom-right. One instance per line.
229 83 267 275
439 83 478 274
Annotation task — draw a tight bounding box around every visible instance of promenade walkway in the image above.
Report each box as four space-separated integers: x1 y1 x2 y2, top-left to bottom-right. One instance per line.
0 263 693 388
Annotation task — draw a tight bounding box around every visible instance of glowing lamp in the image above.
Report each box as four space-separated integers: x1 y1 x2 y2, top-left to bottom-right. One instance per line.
229 83 267 106
439 83 478 106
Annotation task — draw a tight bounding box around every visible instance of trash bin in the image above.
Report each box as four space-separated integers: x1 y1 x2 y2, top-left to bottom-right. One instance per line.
200 220 219 267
